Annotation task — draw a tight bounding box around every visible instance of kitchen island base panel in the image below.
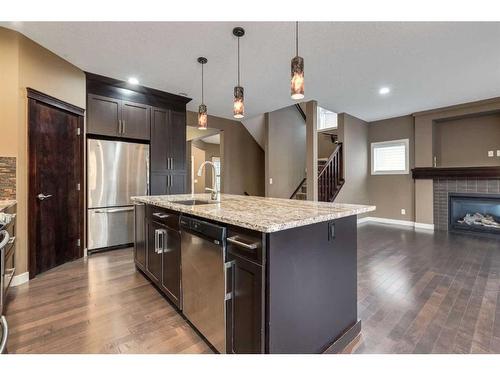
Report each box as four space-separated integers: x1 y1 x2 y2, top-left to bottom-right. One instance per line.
266 215 358 354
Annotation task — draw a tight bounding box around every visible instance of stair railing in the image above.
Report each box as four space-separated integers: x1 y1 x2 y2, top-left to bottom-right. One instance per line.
290 177 307 199
318 143 344 202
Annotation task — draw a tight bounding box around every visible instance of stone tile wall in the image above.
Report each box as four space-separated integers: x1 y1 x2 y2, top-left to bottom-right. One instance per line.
0 157 16 200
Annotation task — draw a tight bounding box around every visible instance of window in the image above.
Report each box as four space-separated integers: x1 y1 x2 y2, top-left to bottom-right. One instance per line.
371 139 409 175
317 106 338 131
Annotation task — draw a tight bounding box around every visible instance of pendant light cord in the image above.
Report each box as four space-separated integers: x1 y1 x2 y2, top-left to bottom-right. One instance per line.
201 63 204 104
296 21 299 56
237 36 240 86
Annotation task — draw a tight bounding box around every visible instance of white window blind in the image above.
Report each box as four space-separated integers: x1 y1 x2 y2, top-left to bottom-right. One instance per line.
371 139 409 175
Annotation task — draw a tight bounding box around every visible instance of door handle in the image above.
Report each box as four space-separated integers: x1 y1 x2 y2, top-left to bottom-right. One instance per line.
37 193 53 201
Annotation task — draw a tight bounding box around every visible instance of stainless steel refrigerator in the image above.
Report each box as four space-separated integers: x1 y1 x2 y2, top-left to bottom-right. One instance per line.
87 139 149 252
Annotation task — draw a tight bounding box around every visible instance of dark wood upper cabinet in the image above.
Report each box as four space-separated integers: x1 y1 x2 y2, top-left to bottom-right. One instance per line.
87 94 121 137
170 110 187 171
86 95 150 140
121 100 150 140
151 107 169 172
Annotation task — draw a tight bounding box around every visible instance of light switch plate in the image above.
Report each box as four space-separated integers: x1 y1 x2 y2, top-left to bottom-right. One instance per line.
269 178 273 185
401 209 406 215
488 151 494 157
497 150 500 157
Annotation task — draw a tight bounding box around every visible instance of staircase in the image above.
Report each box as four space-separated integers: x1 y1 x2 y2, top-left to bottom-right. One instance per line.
290 143 344 202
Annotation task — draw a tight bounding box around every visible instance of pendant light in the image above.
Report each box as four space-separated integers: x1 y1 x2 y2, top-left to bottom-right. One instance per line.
233 27 245 119
291 21 304 100
197 57 208 130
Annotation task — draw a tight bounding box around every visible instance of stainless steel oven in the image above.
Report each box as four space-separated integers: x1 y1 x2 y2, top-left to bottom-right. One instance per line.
0 230 11 355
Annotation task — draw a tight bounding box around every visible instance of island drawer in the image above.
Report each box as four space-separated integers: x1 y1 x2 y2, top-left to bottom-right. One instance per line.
226 226 263 265
146 205 180 230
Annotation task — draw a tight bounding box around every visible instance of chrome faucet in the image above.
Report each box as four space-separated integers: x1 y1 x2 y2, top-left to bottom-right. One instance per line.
197 161 220 202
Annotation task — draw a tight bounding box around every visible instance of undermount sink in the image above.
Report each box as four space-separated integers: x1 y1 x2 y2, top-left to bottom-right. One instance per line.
173 199 216 206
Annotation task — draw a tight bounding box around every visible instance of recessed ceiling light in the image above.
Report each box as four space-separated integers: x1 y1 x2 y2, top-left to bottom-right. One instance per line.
128 77 139 85
379 87 390 95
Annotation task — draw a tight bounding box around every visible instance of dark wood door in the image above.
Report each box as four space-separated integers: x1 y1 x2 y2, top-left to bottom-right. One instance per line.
226 252 264 354
134 204 146 269
28 89 84 277
121 100 150 140
151 107 169 172
87 94 120 137
170 110 186 171
146 221 163 283
161 227 181 308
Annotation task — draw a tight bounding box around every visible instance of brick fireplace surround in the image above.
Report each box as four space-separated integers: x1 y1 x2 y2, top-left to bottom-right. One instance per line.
433 178 500 231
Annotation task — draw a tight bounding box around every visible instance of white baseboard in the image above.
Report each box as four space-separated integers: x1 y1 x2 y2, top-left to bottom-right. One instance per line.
358 216 434 231
11 272 29 286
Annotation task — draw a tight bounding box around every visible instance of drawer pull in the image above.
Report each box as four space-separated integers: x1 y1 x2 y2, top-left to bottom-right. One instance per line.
153 212 170 219
227 236 259 250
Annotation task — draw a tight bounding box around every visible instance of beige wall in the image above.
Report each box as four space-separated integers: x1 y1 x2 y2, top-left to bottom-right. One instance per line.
367 115 415 221
186 111 264 196
318 131 337 159
0 27 86 276
191 145 206 193
265 105 306 198
187 139 220 192
336 113 369 205
434 113 500 167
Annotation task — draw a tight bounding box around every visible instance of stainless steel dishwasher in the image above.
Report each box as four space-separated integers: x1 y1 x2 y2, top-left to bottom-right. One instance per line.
180 216 226 353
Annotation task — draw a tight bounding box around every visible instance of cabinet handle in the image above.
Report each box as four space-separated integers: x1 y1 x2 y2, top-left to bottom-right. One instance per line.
224 261 235 301
122 120 126 134
118 120 122 134
153 212 169 219
227 236 259 250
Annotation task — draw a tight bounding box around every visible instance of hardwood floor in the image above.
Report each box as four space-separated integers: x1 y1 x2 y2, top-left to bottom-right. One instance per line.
353 223 500 354
6 248 212 354
5 223 500 354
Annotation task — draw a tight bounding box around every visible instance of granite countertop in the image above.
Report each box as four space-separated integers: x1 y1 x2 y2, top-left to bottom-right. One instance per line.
0 199 16 212
132 194 375 233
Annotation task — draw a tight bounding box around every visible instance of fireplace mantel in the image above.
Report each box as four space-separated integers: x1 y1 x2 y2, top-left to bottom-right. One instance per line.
412 166 500 180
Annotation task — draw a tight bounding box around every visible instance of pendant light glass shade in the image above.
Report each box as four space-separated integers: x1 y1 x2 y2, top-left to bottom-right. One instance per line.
290 22 304 100
233 27 245 119
233 86 244 118
291 56 304 100
198 104 208 130
197 57 208 130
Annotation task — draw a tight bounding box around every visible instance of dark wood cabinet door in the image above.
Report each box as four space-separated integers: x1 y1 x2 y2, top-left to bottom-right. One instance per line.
169 173 186 195
150 173 169 195
87 94 121 137
151 107 169 172
146 221 163 284
226 252 264 354
134 204 146 269
170 110 186 171
121 100 150 140
161 227 181 308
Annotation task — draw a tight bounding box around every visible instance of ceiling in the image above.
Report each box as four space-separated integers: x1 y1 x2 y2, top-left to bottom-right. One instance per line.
201 134 220 144
4 22 500 121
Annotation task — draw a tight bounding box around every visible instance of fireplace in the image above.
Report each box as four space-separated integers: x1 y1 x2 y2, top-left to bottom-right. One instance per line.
448 193 500 236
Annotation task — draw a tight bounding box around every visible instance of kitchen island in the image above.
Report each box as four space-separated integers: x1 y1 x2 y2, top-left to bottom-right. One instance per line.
132 193 375 354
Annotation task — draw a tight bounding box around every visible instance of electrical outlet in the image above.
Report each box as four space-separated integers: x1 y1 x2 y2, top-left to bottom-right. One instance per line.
401 208 406 215
269 178 273 185
488 150 494 157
